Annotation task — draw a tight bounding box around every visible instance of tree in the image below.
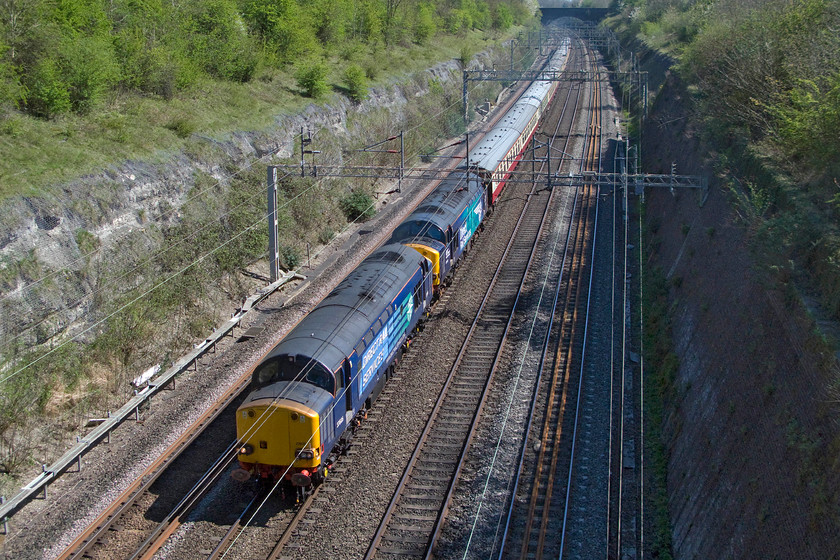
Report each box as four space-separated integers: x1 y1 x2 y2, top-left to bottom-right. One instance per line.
0 40 23 108
384 0 404 41
414 3 436 44
492 3 513 31
295 60 329 98
241 0 318 64
187 0 260 81
343 63 367 101
352 0 384 44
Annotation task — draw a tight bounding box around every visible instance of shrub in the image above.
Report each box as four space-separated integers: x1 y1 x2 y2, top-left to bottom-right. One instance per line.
459 45 474 68
318 227 334 244
343 64 368 101
281 245 301 269
340 190 375 222
60 34 120 113
446 10 465 33
26 58 71 118
295 61 329 98
165 117 196 138
242 0 317 64
75 229 100 254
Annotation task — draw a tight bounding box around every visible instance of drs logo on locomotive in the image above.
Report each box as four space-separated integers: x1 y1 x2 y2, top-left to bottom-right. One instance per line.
361 324 389 391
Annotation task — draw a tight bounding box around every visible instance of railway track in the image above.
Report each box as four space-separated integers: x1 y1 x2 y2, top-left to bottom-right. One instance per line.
362 81 574 559
424 40 591 560
493 41 607 560
47 55 568 560
247 41 594 560
610 53 641 560
536 45 602 560
56 377 251 560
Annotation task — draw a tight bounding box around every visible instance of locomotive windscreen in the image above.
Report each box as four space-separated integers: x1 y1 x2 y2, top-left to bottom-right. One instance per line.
253 356 335 394
392 220 445 244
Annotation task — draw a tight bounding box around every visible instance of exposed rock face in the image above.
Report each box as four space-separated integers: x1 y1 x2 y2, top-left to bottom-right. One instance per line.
0 55 483 346
644 72 840 559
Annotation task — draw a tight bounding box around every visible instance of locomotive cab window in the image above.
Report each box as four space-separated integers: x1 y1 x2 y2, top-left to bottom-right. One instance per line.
253 356 335 394
304 366 336 394
393 220 445 245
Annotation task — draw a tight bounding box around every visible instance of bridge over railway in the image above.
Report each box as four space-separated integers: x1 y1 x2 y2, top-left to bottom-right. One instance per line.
538 1 610 22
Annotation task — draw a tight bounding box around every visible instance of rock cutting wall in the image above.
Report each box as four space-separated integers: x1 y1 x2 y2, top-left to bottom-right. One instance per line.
643 70 840 559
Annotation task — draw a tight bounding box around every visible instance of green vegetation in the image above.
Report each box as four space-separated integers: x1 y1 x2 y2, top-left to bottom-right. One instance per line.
638 200 677 559
611 0 840 322
343 64 369 102
641 263 677 560
0 0 528 115
340 190 377 222
0 0 536 196
610 0 840 549
295 61 330 98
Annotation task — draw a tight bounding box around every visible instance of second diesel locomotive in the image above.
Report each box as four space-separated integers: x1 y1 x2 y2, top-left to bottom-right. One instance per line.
234 45 570 491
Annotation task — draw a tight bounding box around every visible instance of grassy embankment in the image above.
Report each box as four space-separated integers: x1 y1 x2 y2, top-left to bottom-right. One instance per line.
0 31 504 199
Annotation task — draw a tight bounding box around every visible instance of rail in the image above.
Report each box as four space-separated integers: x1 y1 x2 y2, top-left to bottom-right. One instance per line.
494 39 602 559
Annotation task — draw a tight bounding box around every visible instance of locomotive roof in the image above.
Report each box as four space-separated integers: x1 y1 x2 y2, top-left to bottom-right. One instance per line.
263 243 426 372
395 171 483 237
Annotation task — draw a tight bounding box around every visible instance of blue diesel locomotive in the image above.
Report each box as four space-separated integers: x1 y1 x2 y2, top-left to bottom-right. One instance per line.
234 243 433 485
390 170 485 294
